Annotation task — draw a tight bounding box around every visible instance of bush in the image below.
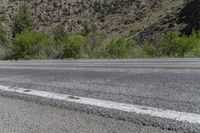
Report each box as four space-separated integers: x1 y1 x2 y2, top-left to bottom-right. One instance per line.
0 20 7 47
189 31 200 57
105 37 129 58
10 30 52 59
13 2 34 36
53 24 65 42
81 20 105 58
152 31 199 57
161 31 193 57
142 44 157 57
41 37 62 59
9 30 87 60
62 34 86 59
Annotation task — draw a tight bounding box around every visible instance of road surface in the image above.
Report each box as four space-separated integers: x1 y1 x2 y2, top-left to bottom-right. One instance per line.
0 59 200 132
0 95 174 133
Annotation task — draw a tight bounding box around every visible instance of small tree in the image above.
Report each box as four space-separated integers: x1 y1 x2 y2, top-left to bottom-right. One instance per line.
0 20 7 47
11 30 47 59
62 34 86 59
81 20 104 57
153 30 199 57
105 37 129 58
53 24 66 42
13 2 34 36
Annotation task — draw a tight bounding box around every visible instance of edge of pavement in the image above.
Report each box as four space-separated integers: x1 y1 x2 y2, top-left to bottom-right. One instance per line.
0 85 199 133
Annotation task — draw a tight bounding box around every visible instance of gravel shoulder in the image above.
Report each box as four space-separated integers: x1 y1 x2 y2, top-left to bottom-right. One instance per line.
0 96 174 133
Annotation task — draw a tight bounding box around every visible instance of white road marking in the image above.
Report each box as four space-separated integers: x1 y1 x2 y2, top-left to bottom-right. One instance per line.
0 85 200 124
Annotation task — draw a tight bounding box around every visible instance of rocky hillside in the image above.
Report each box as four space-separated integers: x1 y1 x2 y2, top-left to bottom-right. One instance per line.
0 0 184 39
139 0 200 44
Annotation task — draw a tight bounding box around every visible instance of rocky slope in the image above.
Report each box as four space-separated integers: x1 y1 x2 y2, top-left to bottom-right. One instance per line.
139 0 200 43
0 0 184 39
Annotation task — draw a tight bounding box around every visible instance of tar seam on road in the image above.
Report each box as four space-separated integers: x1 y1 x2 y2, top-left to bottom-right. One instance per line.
2 63 200 69
0 85 200 125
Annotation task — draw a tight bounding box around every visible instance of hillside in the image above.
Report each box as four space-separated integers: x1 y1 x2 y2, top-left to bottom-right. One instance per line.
0 0 184 39
139 0 200 44
0 0 200 59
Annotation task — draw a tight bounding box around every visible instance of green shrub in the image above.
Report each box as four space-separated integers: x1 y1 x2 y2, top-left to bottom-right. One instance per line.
10 30 51 59
81 20 105 58
62 34 86 59
153 31 199 57
105 37 129 58
189 31 200 57
0 21 7 47
10 31 87 60
40 37 63 59
53 24 65 42
13 2 34 36
142 44 157 57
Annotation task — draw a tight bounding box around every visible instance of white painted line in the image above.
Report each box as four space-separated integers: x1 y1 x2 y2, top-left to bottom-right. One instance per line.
0 85 200 124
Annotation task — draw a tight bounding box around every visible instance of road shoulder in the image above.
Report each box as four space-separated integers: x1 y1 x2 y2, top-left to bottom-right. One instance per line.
0 96 174 133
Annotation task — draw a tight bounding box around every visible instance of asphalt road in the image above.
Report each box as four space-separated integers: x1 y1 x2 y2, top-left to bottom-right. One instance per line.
0 59 200 132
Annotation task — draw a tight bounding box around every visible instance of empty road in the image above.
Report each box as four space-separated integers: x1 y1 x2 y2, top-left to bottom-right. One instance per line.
0 59 200 132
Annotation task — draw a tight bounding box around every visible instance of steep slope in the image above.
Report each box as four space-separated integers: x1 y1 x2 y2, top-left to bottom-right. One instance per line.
0 0 184 38
179 0 200 34
139 0 200 44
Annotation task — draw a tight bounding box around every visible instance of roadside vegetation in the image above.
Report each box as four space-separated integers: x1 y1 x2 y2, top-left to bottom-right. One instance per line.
0 9 7 59
0 20 7 47
1 1 200 60
143 31 200 57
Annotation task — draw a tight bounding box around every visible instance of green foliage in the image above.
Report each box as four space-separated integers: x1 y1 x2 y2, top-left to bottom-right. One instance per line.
13 2 34 36
10 30 50 59
81 20 91 36
145 30 200 57
157 31 195 57
81 20 98 37
105 37 129 58
142 44 157 57
81 20 105 57
62 34 86 59
53 24 65 42
189 31 200 57
0 21 7 47
40 37 62 59
8 30 87 60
